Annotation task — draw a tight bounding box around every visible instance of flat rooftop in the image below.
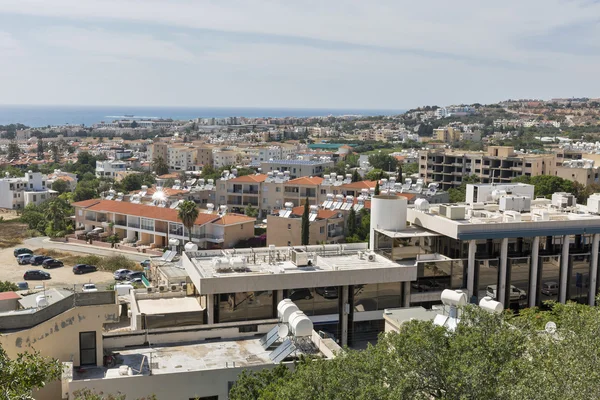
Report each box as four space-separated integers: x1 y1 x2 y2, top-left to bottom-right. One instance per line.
137 297 203 315
73 337 318 381
184 244 418 294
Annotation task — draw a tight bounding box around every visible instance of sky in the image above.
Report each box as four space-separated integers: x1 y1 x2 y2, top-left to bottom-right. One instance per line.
0 0 599 109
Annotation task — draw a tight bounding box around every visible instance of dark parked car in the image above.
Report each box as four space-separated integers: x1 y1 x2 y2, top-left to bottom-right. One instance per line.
30 255 52 266
126 271 146 281
16 282 29 290
288 288 313 301
42 259 64 269
14 248 32 257
315 286 339 299
73 264 97 274
23 270 51 280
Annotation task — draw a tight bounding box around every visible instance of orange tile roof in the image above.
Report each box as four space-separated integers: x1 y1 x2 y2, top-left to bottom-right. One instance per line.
158 173 179 179
228 174 267 183
54 175 75 182
212 214 256 225
290 206 340 219
286 176 324 186
340 180 377 190
72 199 102 208
145 187 187 196
0 292 20 301
73 199 218 225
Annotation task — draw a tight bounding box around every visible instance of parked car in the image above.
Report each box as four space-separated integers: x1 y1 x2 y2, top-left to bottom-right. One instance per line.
82 283 98 292
541 281 559 296
288 288 313 301
30 255 52 266
411 280 444 292
486 285 527 301
14 248 32 257
17 253 34 265
73 264 97 275
126 271 146 281
23 270 51 280
124 278 143 284
114 269 132 280
42 259 64 269
16 282 29 290
315 286 339 299
140 259 151 268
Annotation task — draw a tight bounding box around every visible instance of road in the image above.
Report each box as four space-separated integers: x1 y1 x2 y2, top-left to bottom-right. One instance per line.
23 237 148 262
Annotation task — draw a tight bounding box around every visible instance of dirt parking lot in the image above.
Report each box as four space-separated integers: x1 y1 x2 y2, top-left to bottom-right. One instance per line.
0 246 116 290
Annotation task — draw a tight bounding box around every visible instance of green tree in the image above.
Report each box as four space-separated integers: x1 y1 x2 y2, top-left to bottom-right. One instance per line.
301 198 310 245
0 344 63 399
0 280 18 292
45 198 71 237
37 138 44 160
368 153 398 171
365 169 387 181
73 180 99 202
513 175 574 199
403 162 419 176
7 140 20 160
152 156 169 176
50 143 60 163
347 208 357 236
374 181 380 195
351 169 361 183
177 200 199 243
119 173 156 192
51 179 69 194
244 203 258 218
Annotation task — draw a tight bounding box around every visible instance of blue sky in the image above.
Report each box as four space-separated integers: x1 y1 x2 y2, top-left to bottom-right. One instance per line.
0 0 599 109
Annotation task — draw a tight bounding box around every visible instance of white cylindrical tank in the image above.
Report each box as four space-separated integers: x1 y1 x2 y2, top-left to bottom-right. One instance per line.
168 238 179 246
369 195 407 250
440 289 467 307
278 300 300 323
414 198 430 211
184 242 198 251
36 295 48 308
479 296 503 314
288 311 313 337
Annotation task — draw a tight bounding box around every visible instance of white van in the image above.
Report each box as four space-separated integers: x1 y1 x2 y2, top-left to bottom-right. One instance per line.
115 284 134 296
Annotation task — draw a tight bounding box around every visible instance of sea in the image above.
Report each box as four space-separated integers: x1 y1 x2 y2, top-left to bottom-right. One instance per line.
0 105 403 128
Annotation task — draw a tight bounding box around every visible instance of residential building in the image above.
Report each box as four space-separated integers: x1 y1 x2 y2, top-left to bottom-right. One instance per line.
215 173 267 214
196 146 214 167
167 145 199 171
95 160 127 178
213 150 241 168
433 127 461 142
260 159 334 179
72 199 255 250
0 291 118 400
554 158 600 186
418 146 554 190
266 204 345 246
0 171 55 209
47 169 78 191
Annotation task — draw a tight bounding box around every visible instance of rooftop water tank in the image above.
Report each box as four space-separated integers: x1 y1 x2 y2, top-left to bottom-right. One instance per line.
479 296 503 314
440 289 467 307
184 242 198 251
36 295 48 308
278 300 300 323
288 310 313 337
414 198 430 212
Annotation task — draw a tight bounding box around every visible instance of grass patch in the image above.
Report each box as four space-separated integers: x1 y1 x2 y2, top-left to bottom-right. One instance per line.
33 249 141 272
0 221 29 249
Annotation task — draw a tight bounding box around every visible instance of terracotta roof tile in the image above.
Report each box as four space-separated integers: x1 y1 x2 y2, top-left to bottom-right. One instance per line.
228 174 267 183
212 214 256 225
286 176 324 185
340 180 377 190
0 292 20 301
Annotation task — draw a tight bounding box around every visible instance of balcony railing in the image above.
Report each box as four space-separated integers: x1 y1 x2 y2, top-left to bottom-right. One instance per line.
128 222 140 229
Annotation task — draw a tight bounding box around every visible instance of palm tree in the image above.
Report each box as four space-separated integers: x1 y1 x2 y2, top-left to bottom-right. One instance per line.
46 199 67 236
177 200 199 243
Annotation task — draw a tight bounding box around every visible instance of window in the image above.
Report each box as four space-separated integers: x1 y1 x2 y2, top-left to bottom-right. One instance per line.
288 224 291 230
276 187 281 192
320 226 325 234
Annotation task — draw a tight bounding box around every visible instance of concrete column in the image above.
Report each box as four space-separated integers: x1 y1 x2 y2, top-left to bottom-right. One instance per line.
467 240 477 300
529 237 540 308
589 234 600 306
498 238 509 306
403 281 411 308
559 235 570 304
206 294 215 325
340 286 349 348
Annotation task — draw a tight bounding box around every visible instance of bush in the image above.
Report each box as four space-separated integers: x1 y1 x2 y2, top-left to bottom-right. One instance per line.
94 255 140 272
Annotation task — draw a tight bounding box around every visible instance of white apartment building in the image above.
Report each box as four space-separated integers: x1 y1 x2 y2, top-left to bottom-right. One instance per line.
213 150 241 168
167 146 197 171
0 171 55 209
96 160 127 178
260 159 333 179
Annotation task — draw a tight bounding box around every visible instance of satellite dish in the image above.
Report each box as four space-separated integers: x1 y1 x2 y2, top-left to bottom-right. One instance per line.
545 321 557 334
278 324 289 339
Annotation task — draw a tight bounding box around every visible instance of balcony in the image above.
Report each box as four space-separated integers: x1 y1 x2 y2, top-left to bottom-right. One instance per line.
114 219 127 226
128 222 140 229
328 227 344 238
